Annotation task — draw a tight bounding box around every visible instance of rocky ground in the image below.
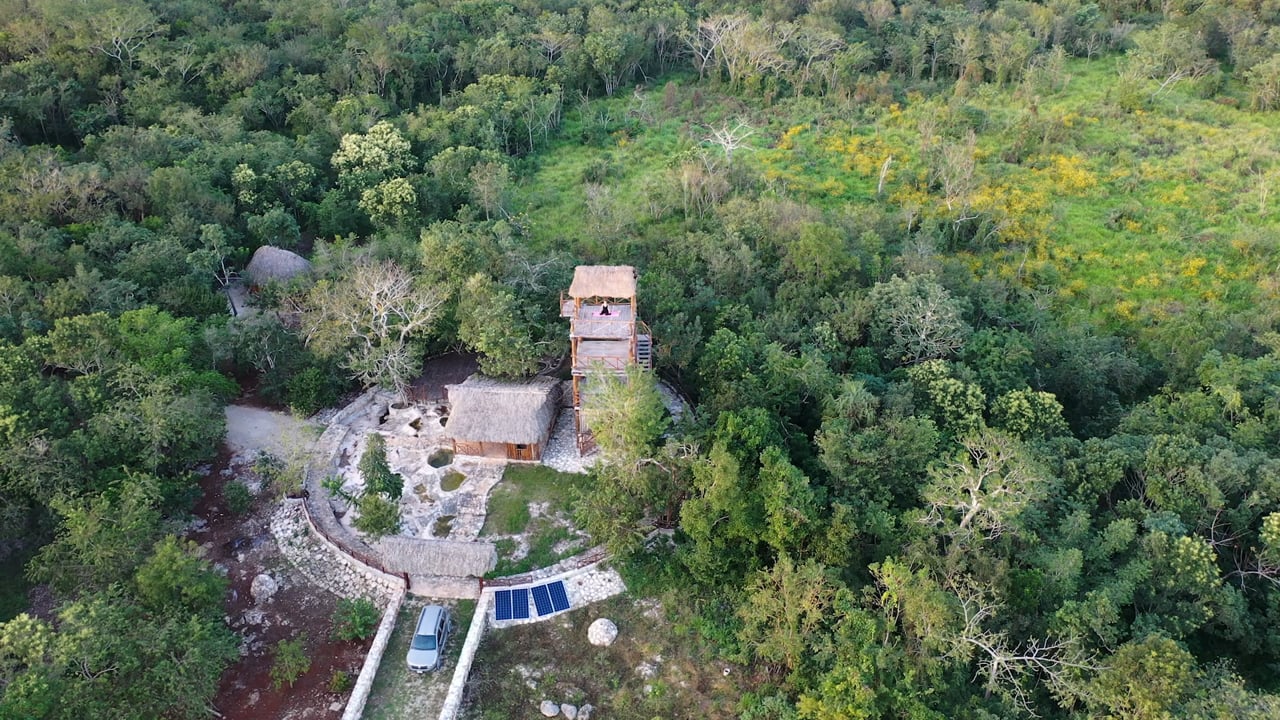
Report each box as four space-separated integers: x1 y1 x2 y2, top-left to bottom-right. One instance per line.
192 404 383 720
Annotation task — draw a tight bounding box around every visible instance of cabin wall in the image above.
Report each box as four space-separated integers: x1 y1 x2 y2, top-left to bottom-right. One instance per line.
506 443 540 462
454 439 542 461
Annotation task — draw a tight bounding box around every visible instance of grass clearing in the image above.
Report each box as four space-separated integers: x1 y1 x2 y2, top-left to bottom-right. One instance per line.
364 597 476 720
516 61 1280 361
461 592 749 720
480 465 586 537
481 465 591 577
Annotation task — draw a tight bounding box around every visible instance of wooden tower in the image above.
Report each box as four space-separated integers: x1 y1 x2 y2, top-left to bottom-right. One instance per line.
561 265 653 452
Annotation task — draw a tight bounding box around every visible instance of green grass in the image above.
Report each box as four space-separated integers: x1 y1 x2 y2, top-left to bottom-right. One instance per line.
431 515 455 538
364 597 477 720
514 59 1280 356
489 522 577 577
480 465 590 577
480 465 587 537
462 593 747 720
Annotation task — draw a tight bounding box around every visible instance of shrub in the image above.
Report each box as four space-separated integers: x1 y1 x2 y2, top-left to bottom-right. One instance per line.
331 597 381 641
287 365 340 416
224 481 252 515
256 451 303 497
329 670 353 693
353 493 401 539
271 636 311 689
359 434 403 500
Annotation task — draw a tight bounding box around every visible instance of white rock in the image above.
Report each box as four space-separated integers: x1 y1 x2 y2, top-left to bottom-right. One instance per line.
329 701 343 711
250 573 277 603
540 700 560 717
561 704 577 719
587 618 617 647
578 704 593 720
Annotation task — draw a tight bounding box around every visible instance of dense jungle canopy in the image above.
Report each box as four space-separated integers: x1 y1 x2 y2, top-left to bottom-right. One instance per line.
2 0 1280 717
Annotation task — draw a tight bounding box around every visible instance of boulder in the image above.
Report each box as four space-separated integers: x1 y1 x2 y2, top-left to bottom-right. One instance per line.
250 573 277 603
561 703 578 719
578 705 593 720
540 700 560 717
587 618 617 647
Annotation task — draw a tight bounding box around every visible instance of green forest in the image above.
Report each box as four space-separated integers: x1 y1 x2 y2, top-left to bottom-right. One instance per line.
1 0 1280 717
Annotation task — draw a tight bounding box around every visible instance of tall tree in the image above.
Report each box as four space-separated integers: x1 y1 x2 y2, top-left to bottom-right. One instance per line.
302 259 445 398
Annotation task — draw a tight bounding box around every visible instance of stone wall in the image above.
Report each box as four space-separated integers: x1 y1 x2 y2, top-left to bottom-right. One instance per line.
297 497 405 595
437 590 493 720
342 588 406 720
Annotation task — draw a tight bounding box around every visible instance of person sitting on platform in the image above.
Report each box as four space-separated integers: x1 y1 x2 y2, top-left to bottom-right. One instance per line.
599 302 611 317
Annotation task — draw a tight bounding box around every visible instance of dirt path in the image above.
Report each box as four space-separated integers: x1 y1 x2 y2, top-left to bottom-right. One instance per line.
225 404 320 460
192 405 375 719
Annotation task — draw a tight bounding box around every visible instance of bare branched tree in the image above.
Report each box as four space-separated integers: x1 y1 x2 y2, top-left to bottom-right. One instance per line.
302 260 445 398
922 431 1047 544
947 578 1104 715
90 7 164 68
683 15 745 80
704 119 755 162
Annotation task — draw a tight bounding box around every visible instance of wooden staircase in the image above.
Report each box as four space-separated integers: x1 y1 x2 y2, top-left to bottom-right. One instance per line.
635 334 653 370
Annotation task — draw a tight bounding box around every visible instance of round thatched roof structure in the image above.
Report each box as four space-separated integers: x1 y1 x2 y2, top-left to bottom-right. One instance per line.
244 245 312 286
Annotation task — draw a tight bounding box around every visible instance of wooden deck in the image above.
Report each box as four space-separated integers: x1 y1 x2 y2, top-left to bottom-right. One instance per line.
563 302 636 340
561 300 633 320
573 340 633 372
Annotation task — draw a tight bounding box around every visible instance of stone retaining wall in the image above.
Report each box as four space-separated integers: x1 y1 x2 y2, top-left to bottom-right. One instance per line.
297 496 405 595
437 590 493 720
342 588 406 720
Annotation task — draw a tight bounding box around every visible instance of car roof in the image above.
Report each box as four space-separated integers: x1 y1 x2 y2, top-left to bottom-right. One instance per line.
416 605 445 633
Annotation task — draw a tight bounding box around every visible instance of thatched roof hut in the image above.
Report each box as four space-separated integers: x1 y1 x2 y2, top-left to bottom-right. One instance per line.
568 265 636 299
444 375 562 461
377 536 497 578
244 245 312 287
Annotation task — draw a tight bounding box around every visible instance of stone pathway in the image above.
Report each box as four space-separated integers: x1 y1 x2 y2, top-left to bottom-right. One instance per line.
541 410 594 474
328 398 505 544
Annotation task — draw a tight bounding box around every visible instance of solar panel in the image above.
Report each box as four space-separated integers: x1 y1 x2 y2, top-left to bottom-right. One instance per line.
511 588 530 619
494 589 513 621
548 580 570 612
531 584 554 616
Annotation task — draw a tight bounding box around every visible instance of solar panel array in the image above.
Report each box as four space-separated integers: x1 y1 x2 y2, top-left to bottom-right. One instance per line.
531 584 553 616
493 581 571 621
548 581 570 611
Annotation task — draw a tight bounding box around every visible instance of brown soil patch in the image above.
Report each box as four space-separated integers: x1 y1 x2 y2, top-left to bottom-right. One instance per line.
409 352 479 403
190 449 373 719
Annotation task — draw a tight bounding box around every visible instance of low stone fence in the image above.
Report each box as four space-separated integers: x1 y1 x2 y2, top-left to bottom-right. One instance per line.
437 590 493 720
342 588 406 720
484 545 607 587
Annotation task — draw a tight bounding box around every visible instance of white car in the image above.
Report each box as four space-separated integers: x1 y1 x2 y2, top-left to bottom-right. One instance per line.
406 605 450 673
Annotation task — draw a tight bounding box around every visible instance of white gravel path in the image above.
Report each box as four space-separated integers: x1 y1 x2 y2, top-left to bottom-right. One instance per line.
224 405 320 461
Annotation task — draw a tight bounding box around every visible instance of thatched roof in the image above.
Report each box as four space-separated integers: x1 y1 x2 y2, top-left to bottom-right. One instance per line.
568 265 636 299
378 537 497 577
244 245 312 286
445 374 561 445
